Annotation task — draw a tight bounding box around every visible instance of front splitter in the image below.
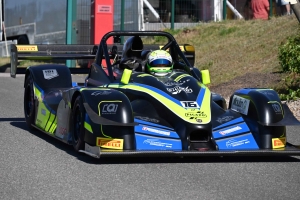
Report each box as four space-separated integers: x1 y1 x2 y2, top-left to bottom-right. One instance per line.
79 143 300 159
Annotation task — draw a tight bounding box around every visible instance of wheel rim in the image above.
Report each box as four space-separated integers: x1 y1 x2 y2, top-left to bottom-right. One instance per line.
73 105 82 144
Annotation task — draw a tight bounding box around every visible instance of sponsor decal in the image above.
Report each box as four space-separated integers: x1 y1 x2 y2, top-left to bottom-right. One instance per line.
142 126 170 136
180 101 200 109
41 109 46 116
164 81 184 86
96 137 123 150
219 126 242 136
17 45 38 52
91 91 111 96
58 127 67 135
43 69 59 80
54 91 61 97
36 119 43 125
135 125 179 139
97 5 112 13
143 139 173 148
231 95 250 115
135 116 159 123
216 116 234 124
215 133 259 150
167 86 193 94
213 122 250 139
185 111 207 119
271 103 282 114
226 139 250 148
135 134 182 150
259 91 274 96
102 103 118 114
272 137 286 149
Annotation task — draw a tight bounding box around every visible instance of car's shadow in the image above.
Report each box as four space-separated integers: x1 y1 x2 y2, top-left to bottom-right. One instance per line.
8 119 300 165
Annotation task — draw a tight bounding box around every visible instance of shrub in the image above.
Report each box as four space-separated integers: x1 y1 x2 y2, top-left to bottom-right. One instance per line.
275 72 300 101
278 35 300 73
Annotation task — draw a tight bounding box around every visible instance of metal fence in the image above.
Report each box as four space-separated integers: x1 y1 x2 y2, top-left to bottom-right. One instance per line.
75 0 277 44
77 0 91 44
112 0 263 31
113 0 219 31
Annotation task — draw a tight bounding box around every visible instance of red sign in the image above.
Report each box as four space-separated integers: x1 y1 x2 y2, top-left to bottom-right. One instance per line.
91 0 113 44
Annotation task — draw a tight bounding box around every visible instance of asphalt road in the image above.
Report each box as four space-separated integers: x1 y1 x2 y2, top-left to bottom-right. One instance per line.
0 74 299 200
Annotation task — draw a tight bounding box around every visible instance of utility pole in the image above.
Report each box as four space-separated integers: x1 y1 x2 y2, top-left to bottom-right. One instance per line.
66 0 77 67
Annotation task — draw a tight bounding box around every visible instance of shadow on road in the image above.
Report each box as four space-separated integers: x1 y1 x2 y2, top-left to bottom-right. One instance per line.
10 120 79 157
87 155 300 165
0 117 25 122
8 119 300 165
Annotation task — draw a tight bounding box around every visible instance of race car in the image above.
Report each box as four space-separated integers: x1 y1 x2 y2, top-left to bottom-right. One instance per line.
10 31 300 158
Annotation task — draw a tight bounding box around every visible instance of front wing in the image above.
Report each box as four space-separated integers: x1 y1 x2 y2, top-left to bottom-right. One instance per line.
80 143 300 159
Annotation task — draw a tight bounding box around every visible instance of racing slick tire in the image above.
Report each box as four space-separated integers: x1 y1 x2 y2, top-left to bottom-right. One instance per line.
71 95 86 152
24 76 36 130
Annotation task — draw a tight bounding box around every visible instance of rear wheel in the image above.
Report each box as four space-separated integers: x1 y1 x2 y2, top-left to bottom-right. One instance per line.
24 76 36 129
71 95 86 151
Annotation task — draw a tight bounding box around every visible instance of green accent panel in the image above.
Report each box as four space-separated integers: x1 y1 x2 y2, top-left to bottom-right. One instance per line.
45 113 56 134
49 123 57 134
121 69 132 85
33 84 43 101
201 69 211 85
84 122 93 133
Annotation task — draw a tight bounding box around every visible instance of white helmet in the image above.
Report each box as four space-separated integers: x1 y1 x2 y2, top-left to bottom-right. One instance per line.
146 50 173 76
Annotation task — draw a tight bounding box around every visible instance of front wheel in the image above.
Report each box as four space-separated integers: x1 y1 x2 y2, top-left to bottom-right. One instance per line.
24 76 36 130
71 95 86 151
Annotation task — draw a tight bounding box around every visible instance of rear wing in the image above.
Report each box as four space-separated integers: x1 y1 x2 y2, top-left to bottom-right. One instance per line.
10 44 97 78
10 43 195 78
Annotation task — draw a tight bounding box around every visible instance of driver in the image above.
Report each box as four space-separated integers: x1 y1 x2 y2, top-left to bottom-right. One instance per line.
146 50 173 77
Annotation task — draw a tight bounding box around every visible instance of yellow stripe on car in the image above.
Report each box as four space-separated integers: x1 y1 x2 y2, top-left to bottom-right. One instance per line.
104 84 211 124
174 74 191 82
84 122 93 133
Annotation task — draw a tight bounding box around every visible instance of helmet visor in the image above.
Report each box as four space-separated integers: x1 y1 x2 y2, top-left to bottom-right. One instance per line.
149 59 172 67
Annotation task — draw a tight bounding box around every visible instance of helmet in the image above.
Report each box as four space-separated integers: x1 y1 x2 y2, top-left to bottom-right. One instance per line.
146 50 173 76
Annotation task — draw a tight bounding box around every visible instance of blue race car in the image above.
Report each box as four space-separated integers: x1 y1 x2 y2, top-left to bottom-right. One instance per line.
10 31 300 158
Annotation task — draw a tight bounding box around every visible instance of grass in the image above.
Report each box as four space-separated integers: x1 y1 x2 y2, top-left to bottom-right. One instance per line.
168 15 299 86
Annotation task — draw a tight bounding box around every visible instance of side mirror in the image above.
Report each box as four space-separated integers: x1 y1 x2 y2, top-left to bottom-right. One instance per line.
201 69 210 85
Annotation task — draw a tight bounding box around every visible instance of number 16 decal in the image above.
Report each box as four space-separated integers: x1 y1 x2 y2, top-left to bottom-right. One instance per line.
180 101 199 108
